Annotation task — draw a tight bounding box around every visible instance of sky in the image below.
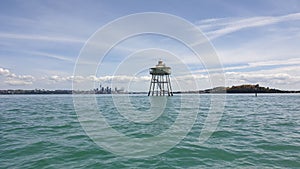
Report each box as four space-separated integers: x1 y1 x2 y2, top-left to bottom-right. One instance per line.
0 0 300 91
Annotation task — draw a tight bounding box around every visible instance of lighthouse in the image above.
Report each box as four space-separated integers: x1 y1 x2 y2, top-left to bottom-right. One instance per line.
148 60 173 96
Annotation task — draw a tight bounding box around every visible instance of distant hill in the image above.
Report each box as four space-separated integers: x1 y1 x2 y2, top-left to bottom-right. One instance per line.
200 84 300 94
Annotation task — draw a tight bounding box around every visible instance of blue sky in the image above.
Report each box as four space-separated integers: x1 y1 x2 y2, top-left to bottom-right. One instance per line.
0 0 300 90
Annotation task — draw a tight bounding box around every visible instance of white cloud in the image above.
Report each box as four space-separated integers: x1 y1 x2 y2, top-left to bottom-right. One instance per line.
197 12 300 40
49 75 65 82
30 51 74 63
0 67 35 86
48 75 79 83
47 75 151 84
0 67 10 76
192 58 300 74
5 74 35 86
0 32 85 44
4 80 33 86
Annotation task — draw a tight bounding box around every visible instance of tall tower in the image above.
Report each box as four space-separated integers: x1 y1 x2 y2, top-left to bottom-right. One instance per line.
148 60 173 96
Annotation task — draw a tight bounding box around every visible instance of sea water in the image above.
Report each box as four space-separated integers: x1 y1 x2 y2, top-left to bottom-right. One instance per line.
1 94 299 168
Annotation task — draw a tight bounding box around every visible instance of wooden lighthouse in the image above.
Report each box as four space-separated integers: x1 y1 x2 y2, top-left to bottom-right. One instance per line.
148 60 173 96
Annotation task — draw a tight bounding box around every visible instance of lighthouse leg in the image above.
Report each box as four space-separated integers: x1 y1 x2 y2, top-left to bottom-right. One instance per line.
167 75 173 96
148 75 153 96
163 75 165 96
152 75 156 96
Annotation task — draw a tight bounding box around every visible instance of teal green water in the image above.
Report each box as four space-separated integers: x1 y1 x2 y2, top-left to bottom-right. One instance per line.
1 94 299 168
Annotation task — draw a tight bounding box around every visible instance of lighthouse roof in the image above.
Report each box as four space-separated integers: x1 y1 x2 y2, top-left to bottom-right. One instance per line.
150 60 171 75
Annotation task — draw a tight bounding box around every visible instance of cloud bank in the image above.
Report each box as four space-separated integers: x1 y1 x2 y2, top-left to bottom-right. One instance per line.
0 67 35 86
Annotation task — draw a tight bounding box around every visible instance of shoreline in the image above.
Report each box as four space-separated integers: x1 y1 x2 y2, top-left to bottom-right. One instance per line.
1 92 300 95
1 84 299 95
